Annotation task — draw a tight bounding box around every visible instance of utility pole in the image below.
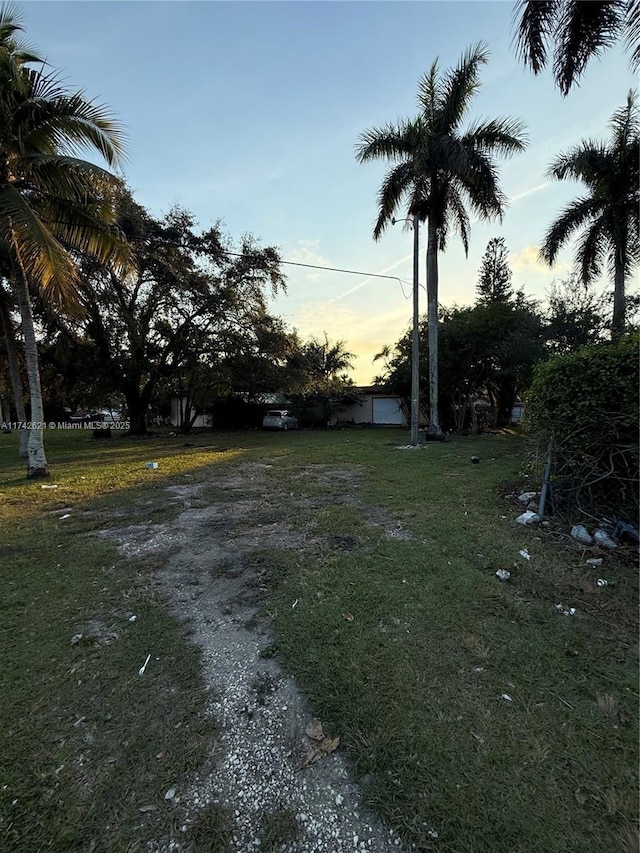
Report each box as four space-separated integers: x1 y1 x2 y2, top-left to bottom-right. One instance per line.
410 213 420 446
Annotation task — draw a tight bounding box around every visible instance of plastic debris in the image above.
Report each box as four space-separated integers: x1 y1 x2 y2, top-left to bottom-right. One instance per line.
164 787 176 801
70 633 83 645
138 653 151 676
128 615 137 622
291 598 299 609
144 462 159 470
471 456 480 464
495 569 511 581
594 529 617 549
612 520 639 545
586 558 603 566
516 511 540 525
518 491 538 504
596 579 608 587
138 805 157 813
571 524 593 545
519 548 531 560
501 694 513 702
41 484 58 489
555 603 576 616
60 513 71 520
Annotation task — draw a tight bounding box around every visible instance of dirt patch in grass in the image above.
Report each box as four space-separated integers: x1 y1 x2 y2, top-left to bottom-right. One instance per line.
102 462 409 852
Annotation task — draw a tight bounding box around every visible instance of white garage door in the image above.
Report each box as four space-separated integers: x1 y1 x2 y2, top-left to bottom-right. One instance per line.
372 397 403 425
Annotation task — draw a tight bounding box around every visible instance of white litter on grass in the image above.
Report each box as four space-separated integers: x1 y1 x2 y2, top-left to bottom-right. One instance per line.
292 599 299 609
596 579 608 587
555 604 576 617
394 445 424 450
138 653 151 676
519 549 531 560
128 615 137 622
501 694 513 702
41 484 58 489
495 569 511 581
594 529 617 549
60 513 71 520
586 558 603 566
164 787 177 801
516 511 540 525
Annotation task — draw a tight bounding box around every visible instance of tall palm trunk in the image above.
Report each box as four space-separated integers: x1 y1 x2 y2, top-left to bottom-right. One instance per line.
11 253 49 477
0 287 28 456
612 243 626 337
425 217 443 439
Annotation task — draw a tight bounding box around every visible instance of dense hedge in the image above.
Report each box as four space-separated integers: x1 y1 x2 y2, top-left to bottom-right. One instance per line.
525 334 639 521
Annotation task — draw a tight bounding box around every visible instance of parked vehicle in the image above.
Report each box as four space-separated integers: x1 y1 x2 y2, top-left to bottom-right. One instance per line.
262 410 298 431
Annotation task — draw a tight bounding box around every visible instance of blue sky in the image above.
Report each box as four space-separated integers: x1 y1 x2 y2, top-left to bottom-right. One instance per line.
23 1 637 382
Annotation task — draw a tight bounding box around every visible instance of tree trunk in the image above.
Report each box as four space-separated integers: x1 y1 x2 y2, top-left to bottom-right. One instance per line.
612 245 626 338
124 382 153 435
466 392 478 435
425 218 443 439
12 269 49 478
0 288 28 456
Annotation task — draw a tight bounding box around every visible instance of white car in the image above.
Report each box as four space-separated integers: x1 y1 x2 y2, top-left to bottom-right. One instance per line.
262 410 299 431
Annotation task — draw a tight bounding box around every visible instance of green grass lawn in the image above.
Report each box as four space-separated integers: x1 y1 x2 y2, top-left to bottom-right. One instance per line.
0 427 637 852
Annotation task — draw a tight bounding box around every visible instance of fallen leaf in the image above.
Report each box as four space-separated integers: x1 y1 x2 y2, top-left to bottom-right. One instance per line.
342 611 354 622
305 718 324 741
320 735 340 754
297 733 341 770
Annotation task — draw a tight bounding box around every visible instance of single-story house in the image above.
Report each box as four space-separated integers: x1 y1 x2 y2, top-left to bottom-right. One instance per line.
340 386 410 426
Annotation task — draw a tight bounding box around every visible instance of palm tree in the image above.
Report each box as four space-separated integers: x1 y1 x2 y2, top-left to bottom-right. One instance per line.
513 0 640 96
540 90 639 336
0 5 128 477
356 43 527 438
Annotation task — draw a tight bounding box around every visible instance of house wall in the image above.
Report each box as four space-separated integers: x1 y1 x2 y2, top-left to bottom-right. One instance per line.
170 398 212 429
341 395 408 426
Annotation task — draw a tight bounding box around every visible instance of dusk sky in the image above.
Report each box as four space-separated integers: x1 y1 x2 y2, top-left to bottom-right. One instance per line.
24 1 637 382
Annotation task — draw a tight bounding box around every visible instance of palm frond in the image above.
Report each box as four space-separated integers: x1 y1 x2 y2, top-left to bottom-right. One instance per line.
372 162 414 240
416 60 441 127
574 214 609 285
0 183 79 307
625 0 640 71
17 154 122 202
553 0 625 95
443 182 471 255
512 0 559 73
609 88 640 151
19 76 127 165
439 41 489 133
462 116 528 157
37 195 133 275
355 121 414 164
548 142 612 186
457 148 506 222
540 196 602 265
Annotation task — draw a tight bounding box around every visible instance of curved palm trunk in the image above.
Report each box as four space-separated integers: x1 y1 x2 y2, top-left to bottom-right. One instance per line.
425 218 444 440
12 269 49 477
0 287 28 456
612 245 626 338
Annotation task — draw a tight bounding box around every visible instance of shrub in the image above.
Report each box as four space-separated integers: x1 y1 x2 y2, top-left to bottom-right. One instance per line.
524 334 639 521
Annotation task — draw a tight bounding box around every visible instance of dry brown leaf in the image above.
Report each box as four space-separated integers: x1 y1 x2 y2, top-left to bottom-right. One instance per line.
305 718 324 741
342 611 354 622
297 732 341 770
320 735 340 754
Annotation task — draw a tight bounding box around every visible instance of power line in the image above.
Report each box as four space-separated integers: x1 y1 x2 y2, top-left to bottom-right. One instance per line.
219 249 412 291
